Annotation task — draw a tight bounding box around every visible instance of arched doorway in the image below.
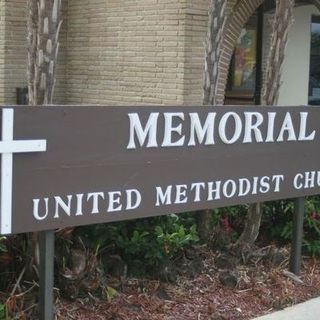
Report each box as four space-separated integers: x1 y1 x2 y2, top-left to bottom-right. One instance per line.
217 0 265 105
216 0 320 106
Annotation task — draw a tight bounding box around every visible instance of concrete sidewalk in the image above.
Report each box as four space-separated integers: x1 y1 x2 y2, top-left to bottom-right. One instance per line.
254 297 320 320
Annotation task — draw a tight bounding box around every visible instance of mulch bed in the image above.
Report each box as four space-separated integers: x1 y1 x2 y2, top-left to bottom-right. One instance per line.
56 247 320 320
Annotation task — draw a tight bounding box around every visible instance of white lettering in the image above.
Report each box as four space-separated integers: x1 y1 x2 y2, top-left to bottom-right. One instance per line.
218 112 242 144
207 181 221 200
304 171 316 188
252 177 259 195
175 184 188 204
298 112 316 141
33 198 49 221
266 112 276 142
108 191 122 212
259 176 270 193
277 112 297 142
243 112 264 143
188 113 216 146
162 113 185 147
190 182 206 202
54 195 73 218
238 178 251 197
126 189 141 210
293 173 303 189
127 113 159 149
87 192 105 214
272 175 284 192
75 193 84 216
156 185 172 206
222 180 237 198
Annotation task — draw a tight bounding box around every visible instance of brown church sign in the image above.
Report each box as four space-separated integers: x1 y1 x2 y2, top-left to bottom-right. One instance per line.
0 105 319 235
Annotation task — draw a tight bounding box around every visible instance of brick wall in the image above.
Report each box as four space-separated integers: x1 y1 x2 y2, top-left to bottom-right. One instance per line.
1 0 190 106
3 0 27 104
65 0 188 105
183 0 210 105
0 0 268 106
0 0 67 105
182 0 239 105
0 0 5 104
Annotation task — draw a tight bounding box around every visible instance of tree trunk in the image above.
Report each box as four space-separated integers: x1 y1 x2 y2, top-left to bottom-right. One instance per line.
27 0 63 105
26 0 63 276
196 209 213 242
262 0 295 105
198 0 227 241
235 0 295 252
203 0 227 106
234 203 262 252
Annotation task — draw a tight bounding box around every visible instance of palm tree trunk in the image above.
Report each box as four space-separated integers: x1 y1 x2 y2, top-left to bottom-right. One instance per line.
235 0 295 252
198 0 227 241
27 0 63 105
25 0 63 277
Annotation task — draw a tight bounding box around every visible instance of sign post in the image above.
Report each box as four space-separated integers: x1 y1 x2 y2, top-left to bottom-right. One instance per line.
290 197 305 275
39 230 55 320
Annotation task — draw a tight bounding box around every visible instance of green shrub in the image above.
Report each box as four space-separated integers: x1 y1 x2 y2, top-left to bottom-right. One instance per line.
68 196 320 279
262 197 320 256
0 303 5 320
303 197 320 255
262 200 293 242
208 197 320 257
74 214 199 275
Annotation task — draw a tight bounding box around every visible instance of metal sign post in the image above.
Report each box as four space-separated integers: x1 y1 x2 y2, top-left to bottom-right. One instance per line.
290 197 305 275
39 230 55 320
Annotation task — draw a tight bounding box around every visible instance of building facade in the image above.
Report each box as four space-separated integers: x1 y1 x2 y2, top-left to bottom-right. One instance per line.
0 0 319 106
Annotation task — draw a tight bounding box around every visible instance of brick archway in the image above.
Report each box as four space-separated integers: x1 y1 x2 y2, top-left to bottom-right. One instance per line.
216 0 265 105
215 0 320 105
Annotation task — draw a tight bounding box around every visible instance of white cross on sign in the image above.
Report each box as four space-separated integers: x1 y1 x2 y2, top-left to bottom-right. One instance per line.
0 108 47 235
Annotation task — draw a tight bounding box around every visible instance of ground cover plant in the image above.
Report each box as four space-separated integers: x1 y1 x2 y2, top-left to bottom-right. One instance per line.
0 197 320 318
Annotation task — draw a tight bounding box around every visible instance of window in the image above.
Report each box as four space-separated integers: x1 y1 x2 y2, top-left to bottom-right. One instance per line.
309 16 320 105
226 15 258 104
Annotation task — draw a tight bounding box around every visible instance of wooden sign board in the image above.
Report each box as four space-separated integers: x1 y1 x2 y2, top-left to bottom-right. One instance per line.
0 105 319 235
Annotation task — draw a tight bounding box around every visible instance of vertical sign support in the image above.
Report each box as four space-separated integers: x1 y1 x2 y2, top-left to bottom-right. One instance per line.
39 230 55 320
289 197 305 275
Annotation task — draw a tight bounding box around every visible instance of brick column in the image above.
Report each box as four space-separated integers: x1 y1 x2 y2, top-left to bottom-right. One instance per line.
0 0 4 104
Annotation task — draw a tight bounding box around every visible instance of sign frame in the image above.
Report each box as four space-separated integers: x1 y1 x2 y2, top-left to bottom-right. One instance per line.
0 104 319 235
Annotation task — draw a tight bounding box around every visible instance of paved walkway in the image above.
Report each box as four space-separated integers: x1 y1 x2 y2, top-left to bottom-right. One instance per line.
254 297 320 320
